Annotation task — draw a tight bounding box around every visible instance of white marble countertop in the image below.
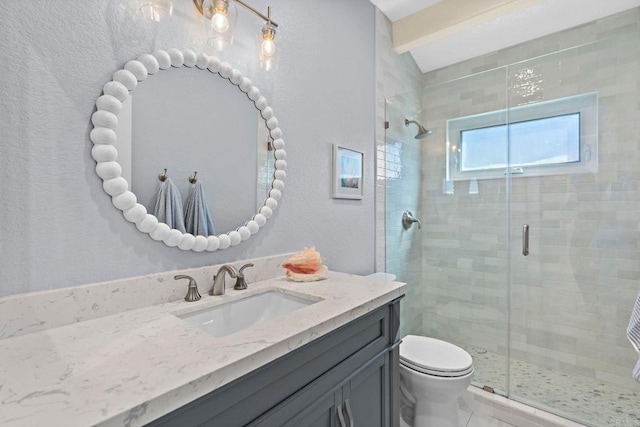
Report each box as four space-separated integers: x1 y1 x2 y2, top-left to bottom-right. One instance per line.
0 271 405 426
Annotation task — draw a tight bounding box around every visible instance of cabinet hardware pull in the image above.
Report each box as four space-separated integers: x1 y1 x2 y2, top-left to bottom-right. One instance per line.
344 399 355 427
337 404 347 427
522 224 530 256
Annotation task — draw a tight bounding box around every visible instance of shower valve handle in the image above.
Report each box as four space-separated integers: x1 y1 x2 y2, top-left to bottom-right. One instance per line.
402 211 422 230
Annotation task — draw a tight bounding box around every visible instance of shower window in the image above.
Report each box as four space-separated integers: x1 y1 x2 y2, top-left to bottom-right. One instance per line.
446 92 598 180
460 113 580 171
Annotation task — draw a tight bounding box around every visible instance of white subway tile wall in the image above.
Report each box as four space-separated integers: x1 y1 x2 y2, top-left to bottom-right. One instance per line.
374 8 424 337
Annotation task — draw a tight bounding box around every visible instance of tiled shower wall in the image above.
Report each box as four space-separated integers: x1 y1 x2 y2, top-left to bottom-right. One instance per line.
374 8 424 336
420 8 640 391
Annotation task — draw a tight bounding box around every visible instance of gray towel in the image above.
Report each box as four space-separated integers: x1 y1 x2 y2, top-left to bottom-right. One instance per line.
153 178 186 232
184 181 216 236
628 292 640 382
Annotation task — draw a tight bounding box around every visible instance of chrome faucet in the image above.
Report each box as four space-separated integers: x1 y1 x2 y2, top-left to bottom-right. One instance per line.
233 263 254 290
210 264 238 296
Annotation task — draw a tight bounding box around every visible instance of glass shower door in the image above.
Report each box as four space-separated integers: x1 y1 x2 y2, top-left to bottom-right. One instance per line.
384 91 424 339
416 67 511 396
506 33 640 426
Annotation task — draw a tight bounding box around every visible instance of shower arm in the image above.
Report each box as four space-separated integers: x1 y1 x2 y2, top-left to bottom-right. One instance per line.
404 118 432 139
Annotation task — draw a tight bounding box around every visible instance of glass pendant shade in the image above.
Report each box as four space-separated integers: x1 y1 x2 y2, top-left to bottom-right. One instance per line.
259 22 279 71
138 0 173 22
202 0 237 51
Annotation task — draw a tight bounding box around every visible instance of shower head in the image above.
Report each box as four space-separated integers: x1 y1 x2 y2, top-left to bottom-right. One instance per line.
404 119 432 139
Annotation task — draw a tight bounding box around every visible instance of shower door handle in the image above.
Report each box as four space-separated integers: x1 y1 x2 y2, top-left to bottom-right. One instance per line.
522 224 530 256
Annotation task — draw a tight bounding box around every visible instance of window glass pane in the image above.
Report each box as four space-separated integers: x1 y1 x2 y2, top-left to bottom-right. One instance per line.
460 113 580 172
460 125 507 171
510 113 580 167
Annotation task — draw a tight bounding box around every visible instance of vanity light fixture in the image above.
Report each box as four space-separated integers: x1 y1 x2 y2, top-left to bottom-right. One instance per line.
199 0 238 51
193 0 279 69
259 20 278 70
137 0 174 22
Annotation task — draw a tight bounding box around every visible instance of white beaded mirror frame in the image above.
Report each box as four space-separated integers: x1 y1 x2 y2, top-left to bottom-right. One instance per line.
90 48 286 252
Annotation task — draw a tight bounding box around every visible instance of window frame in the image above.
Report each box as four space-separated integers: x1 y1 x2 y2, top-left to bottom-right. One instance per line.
446 92 598 181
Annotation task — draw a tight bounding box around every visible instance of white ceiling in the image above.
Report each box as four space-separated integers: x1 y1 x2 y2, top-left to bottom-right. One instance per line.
372 0 640 73
371 0 442 22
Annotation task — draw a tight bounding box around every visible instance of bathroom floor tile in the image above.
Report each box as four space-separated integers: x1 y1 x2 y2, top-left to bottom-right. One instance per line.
466 412 518 427
460 407 474 426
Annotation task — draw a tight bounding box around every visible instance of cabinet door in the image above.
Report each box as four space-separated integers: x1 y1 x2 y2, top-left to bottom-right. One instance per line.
250 390 343 427
341 352 388 427
283 392 341 427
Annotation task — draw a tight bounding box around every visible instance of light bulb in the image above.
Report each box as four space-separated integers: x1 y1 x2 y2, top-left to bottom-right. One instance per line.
211 12 229 33
261 38 276 58
260 23 277 59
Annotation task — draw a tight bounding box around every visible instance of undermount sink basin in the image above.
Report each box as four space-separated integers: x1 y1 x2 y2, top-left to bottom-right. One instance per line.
177 290 317 338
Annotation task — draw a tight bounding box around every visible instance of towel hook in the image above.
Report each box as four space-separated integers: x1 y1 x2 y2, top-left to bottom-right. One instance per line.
189 171 198 184
158 168 167 182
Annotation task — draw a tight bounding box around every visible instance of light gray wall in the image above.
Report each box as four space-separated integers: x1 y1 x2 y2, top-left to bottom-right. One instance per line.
0 0 376 297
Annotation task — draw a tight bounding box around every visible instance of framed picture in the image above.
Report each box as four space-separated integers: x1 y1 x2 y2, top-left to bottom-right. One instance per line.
332 144 364 199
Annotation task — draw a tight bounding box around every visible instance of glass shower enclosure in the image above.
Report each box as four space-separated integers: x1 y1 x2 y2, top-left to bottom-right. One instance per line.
384 24 640 426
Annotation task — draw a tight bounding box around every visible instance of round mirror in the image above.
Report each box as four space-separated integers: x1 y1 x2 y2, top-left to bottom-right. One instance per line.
90 48 286 252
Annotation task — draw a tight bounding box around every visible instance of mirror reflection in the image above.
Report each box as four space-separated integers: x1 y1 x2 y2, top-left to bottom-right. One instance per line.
116 66 272 235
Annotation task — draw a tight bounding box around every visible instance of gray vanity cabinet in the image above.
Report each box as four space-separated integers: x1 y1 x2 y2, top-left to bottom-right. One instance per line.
342 353 387 427
253 350 388 427
147 298 401 427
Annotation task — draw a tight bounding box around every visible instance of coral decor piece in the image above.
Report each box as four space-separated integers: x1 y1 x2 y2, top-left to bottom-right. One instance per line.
282 247 328 282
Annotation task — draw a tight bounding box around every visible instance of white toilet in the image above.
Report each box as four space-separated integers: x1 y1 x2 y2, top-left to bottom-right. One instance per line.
399 335 474 427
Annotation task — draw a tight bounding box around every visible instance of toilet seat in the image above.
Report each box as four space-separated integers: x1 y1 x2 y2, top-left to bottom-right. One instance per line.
400 335 473 378
401 359 474 377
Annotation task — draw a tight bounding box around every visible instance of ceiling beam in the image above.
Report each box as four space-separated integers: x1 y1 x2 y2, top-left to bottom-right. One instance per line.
392 0 542 53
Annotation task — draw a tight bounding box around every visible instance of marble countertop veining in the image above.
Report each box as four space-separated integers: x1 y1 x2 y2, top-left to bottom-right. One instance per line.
0 272 405 427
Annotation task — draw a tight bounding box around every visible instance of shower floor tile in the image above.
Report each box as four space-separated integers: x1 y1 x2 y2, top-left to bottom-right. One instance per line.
467 347 640 427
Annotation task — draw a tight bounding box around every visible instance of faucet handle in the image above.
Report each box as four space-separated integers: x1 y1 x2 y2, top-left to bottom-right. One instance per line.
234 263 254 290
238 263 254 275
174 275 201 302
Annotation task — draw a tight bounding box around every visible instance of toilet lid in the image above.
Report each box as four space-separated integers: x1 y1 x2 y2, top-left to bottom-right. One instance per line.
400 335 473 377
